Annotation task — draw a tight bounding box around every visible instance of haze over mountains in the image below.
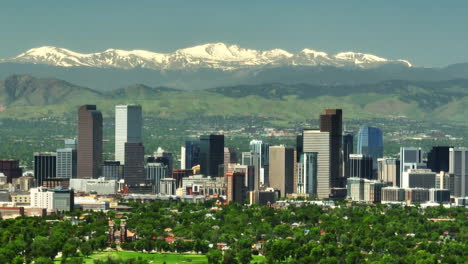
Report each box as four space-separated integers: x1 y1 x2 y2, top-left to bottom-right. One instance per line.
1 43 467 91
1 75 467 124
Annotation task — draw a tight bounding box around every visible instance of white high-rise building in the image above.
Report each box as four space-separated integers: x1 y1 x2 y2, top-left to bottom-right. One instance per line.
303 130 331 199
249 140 270 185
115 105 142 165
399 147 425 185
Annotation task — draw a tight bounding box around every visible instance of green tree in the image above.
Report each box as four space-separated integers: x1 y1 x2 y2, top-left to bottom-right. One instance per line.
237 249 252 264
207 249 223 264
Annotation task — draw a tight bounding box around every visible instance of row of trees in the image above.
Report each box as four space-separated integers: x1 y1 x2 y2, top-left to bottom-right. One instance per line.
0 201 466 263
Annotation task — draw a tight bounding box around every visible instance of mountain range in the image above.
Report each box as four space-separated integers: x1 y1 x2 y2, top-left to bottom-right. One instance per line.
4 43 467 91
1 75 467 124
1 43 412 70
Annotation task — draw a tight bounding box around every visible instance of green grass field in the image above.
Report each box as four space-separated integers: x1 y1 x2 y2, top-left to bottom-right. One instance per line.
56 251 266 264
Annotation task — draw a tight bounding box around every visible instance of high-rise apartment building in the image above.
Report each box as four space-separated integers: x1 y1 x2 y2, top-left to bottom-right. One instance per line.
399 147 424 183
303 130 331 199
319 109 342 187
449 148 468 197
241 152 260 190
56 148 77 179
34 152 57 186
377 158 400 186
349 154 373 179
297 152 318 197
427 146 451 173
115 105 142 165
356 126 383 169
268 146 295 197
77 105 103 179
199 135 224 177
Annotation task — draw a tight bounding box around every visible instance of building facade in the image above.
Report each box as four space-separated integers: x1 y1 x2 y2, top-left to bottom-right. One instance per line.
449 147 468 197
303 130 331 199
199 135 224 177
115 105 143 165
34 152 57 186
268 146 295 197
356 126 383 169
297 152 318 197
56 148 77 179
77 105 103 179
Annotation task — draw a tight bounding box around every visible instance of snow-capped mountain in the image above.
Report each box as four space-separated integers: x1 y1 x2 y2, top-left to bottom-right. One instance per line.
2 43 412 71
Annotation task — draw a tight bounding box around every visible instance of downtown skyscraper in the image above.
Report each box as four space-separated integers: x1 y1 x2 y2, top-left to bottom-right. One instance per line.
77 105 103 179
356 126 383 169
319 109 343 188
115 105 143 165
115 105 145 186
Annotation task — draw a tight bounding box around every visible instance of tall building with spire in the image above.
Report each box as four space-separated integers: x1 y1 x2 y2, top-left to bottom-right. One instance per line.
77 105 103 179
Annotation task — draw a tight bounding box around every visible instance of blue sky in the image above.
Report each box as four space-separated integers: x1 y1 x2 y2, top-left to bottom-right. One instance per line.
1 0 467 67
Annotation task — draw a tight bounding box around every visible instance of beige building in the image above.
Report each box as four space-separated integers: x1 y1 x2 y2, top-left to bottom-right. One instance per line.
377 158 400 186
303 130 331 199
268 146 295 197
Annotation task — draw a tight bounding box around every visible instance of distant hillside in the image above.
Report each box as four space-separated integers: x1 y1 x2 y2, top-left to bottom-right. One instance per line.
0 75 467 124
0 75 103 106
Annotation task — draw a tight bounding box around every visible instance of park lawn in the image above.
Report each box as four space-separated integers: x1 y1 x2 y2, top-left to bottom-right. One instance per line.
57 251 265 264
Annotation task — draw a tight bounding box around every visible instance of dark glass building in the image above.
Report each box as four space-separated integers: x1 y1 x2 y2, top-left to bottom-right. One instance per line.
349 154 374 179
356 126 383 170
427 146 451 173
77 105 103 179
0 160 23 183
319 109 343 187
34 152 57 186
199 135 224 177
123 143 145 186
184 141 200 169
342 133 354 178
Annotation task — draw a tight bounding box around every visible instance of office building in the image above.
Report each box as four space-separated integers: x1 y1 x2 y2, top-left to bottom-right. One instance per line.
227 172 246 204
154 147 174 175
342 133 354 178
435 171 453 192
402 169 436 189
172 169 192 189
249 140 270 185
399 147 424 182
69 178 117 195
347 177 387 203
183 141 200 169
268 146 295 197
160 178 176 195
34 152 57 186
123 143 145 186
356 126 383 169
115 105 143 165
0 160 23 183
241 152 260 189
223 147 238 176
303 130 331 199
199 135 224 177
30 187 73 212
146 163 167 194
429 189 451 204
102 161 123 180
427 146 451 173
56 148 77 179
77 105 103 179
449 147 468 197
349 154 373 179
297 152 318 197
377 158 400 186
296 135 303 162
64 139 77 150
319 109 342 188
381 187 406 203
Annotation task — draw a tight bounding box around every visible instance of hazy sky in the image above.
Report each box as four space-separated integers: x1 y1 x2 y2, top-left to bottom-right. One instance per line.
1 0 467 67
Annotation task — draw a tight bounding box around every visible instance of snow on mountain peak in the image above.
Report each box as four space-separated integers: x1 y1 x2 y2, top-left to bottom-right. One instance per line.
4 43 412 70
